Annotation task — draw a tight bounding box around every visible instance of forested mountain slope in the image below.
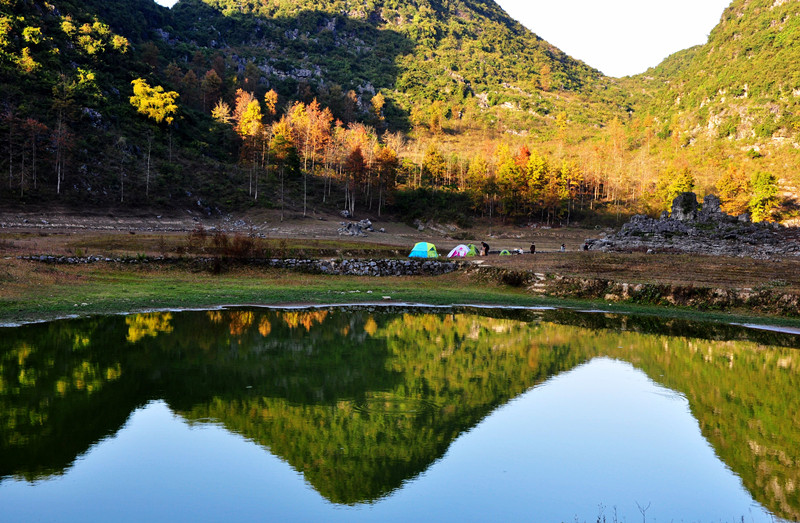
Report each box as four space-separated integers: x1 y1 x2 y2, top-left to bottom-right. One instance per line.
634 0 800 144
1 0 798 225
0 0 628 212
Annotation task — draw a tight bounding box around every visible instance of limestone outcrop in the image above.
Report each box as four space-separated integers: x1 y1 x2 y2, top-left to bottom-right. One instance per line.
586 192 800 259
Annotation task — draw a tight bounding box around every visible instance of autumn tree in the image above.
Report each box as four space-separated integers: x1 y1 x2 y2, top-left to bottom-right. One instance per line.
129 78 179 193
130 78 179 124
716 165 750 216
344 122 376 209
373 144 398 216
211 99 233 125
344 146 366 216
495 145 525 218
270 117 298 221
371 92 385 128
165 62 183 86
466 154 490 213
263 89 278 120
19 118 48 196
421 144 446 188
232 89 256 126
237 99 264 198
201 69 222 113
180 69 200 108
525 149 549 208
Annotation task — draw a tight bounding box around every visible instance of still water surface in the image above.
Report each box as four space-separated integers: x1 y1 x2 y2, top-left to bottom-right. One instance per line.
1 306 798 521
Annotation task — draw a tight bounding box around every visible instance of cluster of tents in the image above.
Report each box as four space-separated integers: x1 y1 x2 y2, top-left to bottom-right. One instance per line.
409 242 514 258
408 242 471 258
409 242 523 258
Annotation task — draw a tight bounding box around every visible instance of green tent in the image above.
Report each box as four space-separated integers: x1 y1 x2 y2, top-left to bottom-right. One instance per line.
499 249 512 256
465 244 478 257
409 242 438 258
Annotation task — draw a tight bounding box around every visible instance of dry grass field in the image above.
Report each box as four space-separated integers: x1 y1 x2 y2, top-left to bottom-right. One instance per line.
2 207 800 323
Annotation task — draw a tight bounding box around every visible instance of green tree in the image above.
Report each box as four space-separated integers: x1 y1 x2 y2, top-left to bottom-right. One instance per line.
748 171 779 222
656 167 695 210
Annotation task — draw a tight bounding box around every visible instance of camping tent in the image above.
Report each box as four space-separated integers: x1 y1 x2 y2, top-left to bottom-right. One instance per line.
465 244 478 256
409 242 438 258
447 244 470 258
499 249 512 256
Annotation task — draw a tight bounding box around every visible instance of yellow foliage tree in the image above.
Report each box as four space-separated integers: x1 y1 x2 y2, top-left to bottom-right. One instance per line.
129 78 179 125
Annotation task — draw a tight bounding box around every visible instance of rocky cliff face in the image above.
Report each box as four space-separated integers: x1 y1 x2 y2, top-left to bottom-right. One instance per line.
586 192 800 259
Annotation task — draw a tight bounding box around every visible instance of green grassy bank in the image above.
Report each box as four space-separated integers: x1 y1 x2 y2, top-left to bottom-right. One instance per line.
3 259 800 329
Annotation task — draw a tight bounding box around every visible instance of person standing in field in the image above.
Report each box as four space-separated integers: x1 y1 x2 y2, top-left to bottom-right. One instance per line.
481 241 490 256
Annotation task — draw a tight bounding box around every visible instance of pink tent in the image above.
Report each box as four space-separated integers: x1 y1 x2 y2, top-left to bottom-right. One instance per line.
447 244 470 258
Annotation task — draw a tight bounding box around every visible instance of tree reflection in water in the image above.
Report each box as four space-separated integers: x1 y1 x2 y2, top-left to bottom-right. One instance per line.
0 306 798 518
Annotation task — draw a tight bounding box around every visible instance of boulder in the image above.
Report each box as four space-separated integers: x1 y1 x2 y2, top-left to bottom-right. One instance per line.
671 192 699 221
702 194 721 214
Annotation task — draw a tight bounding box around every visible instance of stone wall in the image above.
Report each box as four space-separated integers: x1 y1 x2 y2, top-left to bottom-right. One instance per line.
21 255 462 277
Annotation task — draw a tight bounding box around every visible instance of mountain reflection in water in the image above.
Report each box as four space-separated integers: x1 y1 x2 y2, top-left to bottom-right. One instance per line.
0 306 798 521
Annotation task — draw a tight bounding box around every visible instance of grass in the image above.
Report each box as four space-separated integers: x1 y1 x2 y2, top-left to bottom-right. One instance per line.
4 227 800 328
3 258 800 329
0 260 536 324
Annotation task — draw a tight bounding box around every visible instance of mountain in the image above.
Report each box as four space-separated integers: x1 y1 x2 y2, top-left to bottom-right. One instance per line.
164 0 630 127
1 0 797 223
633 0 800 144
0 0 629 211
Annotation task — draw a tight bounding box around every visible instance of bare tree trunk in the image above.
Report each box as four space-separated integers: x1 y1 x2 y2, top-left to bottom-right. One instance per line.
19 146 25 197
32 131 37 190
378 178 383 217
7 117 12 189
146 133 152 199
55 116 63 195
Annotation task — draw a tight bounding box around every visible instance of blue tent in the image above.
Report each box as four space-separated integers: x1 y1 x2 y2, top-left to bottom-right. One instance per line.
409 242 438 258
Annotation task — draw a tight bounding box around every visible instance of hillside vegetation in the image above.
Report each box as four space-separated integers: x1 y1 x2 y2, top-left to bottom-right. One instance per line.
0 0 798 226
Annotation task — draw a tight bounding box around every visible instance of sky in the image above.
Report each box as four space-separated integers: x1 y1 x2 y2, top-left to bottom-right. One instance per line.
153 0 732 78
493 0 732 77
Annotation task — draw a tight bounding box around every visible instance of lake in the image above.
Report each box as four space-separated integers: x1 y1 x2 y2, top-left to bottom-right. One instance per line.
1 306 798 522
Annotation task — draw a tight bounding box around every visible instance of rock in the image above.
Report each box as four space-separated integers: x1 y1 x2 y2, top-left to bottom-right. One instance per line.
585 192 794 259
671 192 699 221
702 194 721 214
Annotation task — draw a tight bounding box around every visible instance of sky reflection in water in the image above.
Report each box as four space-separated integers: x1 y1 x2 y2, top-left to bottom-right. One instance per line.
1 307 796 521
0 358 772 522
